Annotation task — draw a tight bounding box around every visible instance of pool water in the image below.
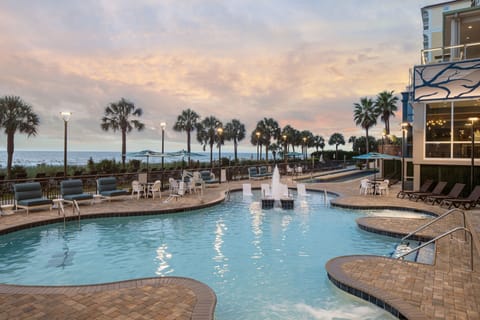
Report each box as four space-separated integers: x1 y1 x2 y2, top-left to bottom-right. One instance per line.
0 191 423 320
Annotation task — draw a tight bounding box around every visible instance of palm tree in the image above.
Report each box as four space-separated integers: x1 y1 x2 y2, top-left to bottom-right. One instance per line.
197 116 222 166
328 132 345 160
224 119 246 163
353 97 378 154
256 118 280 161
281 125 296 156
173 108 201 164
0 96 40 178
348 136 358 153
375 90 398 136
101 98 145 168
300 130 314 159
312 135 325 153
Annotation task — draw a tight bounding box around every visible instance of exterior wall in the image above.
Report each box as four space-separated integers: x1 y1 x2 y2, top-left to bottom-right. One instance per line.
422 0 471 49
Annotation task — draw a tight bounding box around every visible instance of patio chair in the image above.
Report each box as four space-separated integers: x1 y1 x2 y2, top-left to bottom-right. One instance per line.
440 185 480 210
286 165 294 175
424 183 465 205
409 181 447 202
96 177 129 201
397 179 434 199
148 180 162 200
60 179 94 210
359 179 373 195
14 182 53 215
131 180 144 200
377 179 390 196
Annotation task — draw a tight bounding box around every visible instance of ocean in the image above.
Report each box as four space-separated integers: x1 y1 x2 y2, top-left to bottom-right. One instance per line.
0 150 257 168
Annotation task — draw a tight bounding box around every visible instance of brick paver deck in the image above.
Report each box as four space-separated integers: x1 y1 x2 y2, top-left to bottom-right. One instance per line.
1 173 479 319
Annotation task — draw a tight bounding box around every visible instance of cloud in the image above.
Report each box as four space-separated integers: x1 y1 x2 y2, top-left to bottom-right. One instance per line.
0 0 437 152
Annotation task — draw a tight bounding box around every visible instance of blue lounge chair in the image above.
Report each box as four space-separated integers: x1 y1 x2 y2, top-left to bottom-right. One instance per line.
97 177 129 201
61 179 94 209
199 171 219 185
14 182 53 215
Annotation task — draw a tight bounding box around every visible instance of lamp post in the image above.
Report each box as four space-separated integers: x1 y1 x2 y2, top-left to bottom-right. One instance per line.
302 137 307 161
217 127 223 184
256 131 260 162
60 112 72 179
283 134 287 164
160 121 166 190
401 122 410 192
160 122 166 170
468 117 478 191
382 130 386 153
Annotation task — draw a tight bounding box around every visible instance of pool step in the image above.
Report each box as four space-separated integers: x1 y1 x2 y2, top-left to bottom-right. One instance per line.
391 242 435 264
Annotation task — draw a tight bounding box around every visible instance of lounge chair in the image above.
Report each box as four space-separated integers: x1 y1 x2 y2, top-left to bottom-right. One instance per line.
60 179 94 210
96 177 129 201
397 179 434 199
200 170 219 185
258 166 272 179
14 182 53 214
440 185 480 209
409 181 448 202
248 167 261 180
424 183 465 205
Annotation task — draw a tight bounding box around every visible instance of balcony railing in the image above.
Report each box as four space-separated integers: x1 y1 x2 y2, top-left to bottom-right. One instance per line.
421 42 480 64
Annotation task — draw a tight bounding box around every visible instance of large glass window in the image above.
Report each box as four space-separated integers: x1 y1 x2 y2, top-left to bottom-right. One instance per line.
453 101 480 141
425 143 451 158
425 103 451 142
425 100 480 159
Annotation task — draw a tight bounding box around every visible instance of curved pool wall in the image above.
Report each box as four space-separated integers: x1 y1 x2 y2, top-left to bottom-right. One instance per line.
0 190 431 320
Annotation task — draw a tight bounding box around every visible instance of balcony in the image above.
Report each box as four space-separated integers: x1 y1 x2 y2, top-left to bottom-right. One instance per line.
421 42 480 64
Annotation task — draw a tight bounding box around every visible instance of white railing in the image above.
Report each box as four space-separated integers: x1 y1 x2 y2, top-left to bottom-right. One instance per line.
421 42 480 64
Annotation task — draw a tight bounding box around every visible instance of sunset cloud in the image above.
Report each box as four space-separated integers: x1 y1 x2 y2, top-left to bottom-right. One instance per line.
0 0 438 152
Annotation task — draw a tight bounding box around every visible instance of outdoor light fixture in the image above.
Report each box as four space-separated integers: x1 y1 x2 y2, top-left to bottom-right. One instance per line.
256 131 261 161
283 134 287 163
468 117 478 191
60 112 72 178
401 122 411 192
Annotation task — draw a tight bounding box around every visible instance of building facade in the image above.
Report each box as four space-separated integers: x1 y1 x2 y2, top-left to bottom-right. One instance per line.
408 0 480 192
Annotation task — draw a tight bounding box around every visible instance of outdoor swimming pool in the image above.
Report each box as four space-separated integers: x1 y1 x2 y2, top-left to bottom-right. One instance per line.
0 191 429 319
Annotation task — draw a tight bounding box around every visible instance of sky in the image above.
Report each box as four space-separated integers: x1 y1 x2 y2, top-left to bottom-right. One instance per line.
0 0 442 153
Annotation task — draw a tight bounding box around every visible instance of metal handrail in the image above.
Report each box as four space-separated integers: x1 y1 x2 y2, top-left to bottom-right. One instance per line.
397 227 473 271
421 42 480 64
401 208 466 242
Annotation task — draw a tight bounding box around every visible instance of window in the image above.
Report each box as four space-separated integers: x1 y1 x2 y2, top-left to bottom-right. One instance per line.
425 100 480 158
422 10 429 31
425 103 451 142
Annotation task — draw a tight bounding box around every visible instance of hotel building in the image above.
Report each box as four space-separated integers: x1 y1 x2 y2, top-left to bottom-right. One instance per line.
406 0 480 192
